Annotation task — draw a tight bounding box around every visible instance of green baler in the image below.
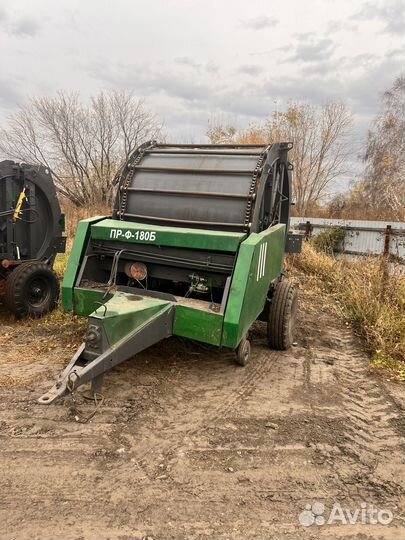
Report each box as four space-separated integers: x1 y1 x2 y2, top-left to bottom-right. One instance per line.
39 142 301 404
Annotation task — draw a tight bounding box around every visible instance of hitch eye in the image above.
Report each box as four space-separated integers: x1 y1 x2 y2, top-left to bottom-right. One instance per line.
85 325 102 347
86 331 98 342
125 262 147 281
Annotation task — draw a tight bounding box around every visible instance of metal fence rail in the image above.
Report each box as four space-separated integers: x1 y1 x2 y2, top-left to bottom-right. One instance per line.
290 217 405 260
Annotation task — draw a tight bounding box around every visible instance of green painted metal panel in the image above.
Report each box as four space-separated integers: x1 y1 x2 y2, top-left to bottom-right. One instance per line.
65 219 284 351
91 218 246 252
75 288 222 347
173 304 223 346
62 216 107 311
90 292 172 346
73 288 113 317
222 224 285 349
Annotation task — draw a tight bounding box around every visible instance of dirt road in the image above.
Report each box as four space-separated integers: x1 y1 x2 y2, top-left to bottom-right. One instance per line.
0 288 404 539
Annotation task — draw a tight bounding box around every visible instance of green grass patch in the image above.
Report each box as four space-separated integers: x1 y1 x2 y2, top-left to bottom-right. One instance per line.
311 226 346 254
371 353 405 382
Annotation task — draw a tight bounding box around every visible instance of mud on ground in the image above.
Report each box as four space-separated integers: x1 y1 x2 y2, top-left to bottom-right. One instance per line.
0 285 404 540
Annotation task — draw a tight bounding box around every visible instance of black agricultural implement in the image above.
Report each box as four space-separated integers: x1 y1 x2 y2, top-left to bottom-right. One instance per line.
0 161 65 317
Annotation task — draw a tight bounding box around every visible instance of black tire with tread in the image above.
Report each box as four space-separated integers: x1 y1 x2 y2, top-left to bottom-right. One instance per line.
267 280 298 350
5 261 59 318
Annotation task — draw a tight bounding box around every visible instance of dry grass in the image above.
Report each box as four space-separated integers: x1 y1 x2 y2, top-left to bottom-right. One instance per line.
61 199 109 248
289 243 405 381
53 252 70 279
53 200 110 278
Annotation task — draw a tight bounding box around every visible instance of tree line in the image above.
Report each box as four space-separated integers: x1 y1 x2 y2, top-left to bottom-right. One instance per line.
0 91 163 206
207 103 353 215
0 80 403 220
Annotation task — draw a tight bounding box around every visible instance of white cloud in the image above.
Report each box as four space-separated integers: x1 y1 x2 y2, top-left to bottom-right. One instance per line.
240 15 278 30
0 3 40 37
0 0 404 145
353 0 405 34
11 16 40 36
237 64 263 76
290 37 335 63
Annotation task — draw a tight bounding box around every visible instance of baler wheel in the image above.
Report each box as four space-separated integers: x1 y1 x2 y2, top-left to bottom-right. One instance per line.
267 280 298 350
235 337 251 366
5 261 59 318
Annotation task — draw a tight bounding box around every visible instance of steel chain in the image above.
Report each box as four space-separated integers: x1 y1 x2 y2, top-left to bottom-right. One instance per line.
119 142 156 219
244 149 267 231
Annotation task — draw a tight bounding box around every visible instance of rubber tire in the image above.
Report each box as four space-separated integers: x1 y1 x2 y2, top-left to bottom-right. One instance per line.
235 338 251 367
267 280 298 350
4 261 59 318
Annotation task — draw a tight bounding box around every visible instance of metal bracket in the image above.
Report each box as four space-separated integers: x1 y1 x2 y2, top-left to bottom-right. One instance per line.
38 302 175 404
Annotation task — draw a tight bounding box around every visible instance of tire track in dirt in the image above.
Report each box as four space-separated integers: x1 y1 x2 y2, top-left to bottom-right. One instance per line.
305 323 405 514
98 344 281 478
334 332 404 456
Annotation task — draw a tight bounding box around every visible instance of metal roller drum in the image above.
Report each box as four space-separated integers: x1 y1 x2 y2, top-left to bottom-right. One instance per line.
114 142 292 233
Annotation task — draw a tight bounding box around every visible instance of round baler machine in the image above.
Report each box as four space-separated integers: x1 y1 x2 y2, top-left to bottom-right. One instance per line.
0 161 65 317
39 141 302 404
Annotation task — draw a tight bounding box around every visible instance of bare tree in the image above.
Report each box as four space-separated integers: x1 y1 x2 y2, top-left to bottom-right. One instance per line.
272 103 353 214
363 74 405 219
0 90 164 206
207 123 238 144
208 103 353 214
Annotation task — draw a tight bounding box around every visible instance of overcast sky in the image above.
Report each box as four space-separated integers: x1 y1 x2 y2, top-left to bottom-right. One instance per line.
0 0 404 152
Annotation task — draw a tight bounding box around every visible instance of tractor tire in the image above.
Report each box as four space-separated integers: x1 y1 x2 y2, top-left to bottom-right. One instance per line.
267 280 298 350
5 261 59 318
235 337 251 367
